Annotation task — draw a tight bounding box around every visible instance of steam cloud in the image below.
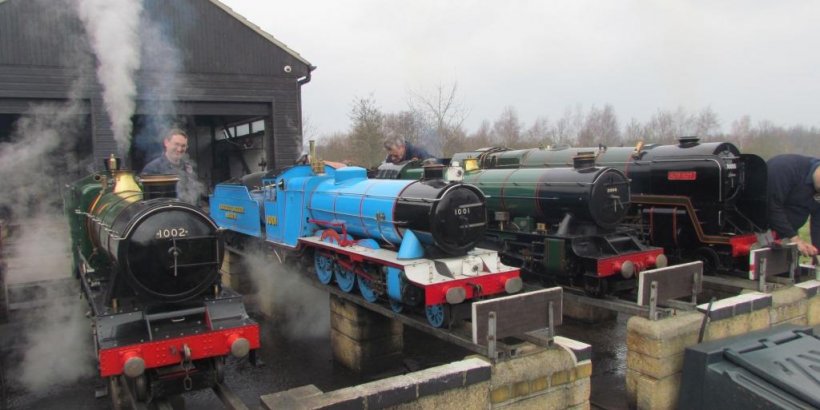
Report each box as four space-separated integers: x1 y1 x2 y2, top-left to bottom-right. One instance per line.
75 0 143 158
0 103 92 392
15 269 95 393
0 104 85 219
242 250 330 340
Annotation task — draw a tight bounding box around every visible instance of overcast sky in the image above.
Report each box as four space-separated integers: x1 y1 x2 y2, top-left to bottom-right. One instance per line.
220 0 820 137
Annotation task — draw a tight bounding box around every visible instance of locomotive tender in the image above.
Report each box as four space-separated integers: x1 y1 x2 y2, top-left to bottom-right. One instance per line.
209 154 523 328
452 137 768 274
64 156 259 405
376 156 667 295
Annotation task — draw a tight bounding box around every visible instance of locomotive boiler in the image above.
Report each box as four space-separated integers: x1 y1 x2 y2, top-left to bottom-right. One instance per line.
64 156 259 406
210 156 522 327
452 137 768 274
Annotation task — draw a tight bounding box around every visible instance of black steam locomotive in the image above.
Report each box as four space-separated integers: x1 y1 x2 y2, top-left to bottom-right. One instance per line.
63 156 259 406
451 137 769 274
375 156 667 296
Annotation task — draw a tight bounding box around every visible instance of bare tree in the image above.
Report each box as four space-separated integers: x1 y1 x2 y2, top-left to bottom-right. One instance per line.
578 104 621 147
383 110 426 146
729 115 752 148
468 120 494 149
554 105 584 146
492 106 523 148
348 94 385 167
318 131 357 165
524 116 553 147
408 82 469 157
694 107 721 140
644 109 678 143
622 118 645 144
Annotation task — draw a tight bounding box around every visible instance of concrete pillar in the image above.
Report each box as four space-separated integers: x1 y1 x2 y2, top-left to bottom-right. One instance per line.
220 248 241 289
329 295 403 373
768 286 809 326
626 292 773 410
796 280 820 325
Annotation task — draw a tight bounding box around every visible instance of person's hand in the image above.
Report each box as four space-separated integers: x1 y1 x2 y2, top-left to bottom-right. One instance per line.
789 235 818 257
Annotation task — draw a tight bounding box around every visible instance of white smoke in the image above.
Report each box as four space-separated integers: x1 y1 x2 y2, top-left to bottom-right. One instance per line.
0 102 93 392
15 279 95 392
242 250 330 340
177 158 207 206
75 0 143 157
0 102 86 219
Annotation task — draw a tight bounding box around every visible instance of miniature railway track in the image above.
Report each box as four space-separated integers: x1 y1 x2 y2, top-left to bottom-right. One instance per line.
114 375 249 410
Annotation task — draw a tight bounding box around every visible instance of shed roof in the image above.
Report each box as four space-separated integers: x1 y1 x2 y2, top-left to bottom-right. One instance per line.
209 0 312 68
0 0 314 69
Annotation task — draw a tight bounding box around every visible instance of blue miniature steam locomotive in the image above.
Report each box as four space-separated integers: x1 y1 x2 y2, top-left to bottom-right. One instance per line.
209 153 523 327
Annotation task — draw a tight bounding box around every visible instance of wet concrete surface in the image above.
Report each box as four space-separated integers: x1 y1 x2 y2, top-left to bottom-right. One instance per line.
558 315 630 410
1 295 629 410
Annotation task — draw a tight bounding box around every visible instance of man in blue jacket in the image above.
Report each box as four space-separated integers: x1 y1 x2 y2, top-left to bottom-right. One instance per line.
383 136 432 164
767 154 820 256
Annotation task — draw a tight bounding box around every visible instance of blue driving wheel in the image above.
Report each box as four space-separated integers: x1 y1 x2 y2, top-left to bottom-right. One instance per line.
335 267 356 293
425 304 450 328
358 275 378 302
355 239 380 302
314 253 334 285
389 299 404 313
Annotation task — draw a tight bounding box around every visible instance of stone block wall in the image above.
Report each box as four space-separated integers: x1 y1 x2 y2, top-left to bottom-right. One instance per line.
260 338 592 409
330 295 403 373
626 280 820 410
488 338 591 409
260 358 492 409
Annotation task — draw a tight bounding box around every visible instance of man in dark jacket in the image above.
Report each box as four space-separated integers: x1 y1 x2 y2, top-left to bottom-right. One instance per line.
766 154 820 256
142 128 203 204
142 128 194 175
383 136 432 164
